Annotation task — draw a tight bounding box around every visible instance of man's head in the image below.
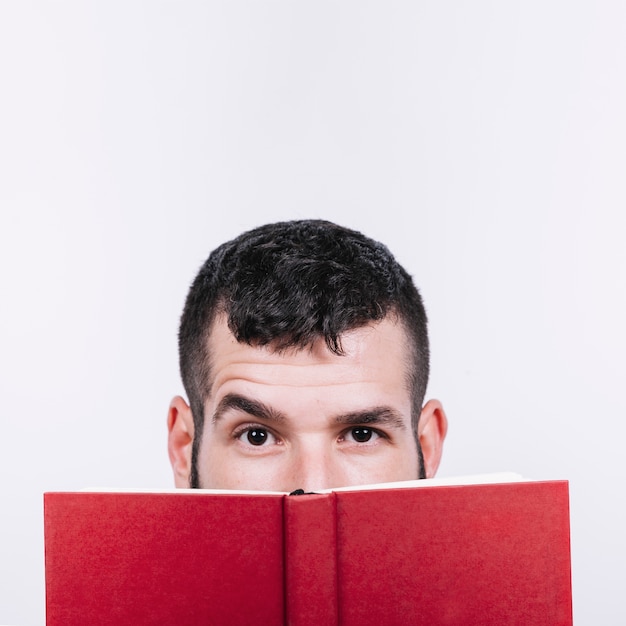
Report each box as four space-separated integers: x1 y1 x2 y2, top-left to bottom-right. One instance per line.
168 220 446 491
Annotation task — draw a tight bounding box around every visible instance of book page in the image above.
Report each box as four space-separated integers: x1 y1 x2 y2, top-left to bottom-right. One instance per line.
76 472 526 495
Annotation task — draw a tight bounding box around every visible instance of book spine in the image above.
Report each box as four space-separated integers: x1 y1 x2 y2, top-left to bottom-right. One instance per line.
283 493 338 626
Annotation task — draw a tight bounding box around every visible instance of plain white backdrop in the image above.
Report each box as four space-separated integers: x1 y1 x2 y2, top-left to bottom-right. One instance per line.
1 1 625 624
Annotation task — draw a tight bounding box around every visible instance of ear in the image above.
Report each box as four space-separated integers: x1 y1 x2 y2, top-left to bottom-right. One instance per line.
167 395 195 488
418 399 448 478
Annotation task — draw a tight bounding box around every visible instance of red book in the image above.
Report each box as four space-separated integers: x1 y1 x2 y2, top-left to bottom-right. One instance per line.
44 476 572 625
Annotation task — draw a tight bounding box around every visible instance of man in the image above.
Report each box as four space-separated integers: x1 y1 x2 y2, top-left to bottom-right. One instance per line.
168 220 447 492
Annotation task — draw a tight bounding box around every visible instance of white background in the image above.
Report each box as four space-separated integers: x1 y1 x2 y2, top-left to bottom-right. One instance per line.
1 2 625 624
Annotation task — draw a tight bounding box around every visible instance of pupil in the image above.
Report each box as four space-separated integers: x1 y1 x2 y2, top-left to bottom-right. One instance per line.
352 427 372 443
247 429 267 445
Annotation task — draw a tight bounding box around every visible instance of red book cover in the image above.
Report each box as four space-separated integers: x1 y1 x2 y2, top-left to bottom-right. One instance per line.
44 478 572 625
333 480 572 625
44 492 285 625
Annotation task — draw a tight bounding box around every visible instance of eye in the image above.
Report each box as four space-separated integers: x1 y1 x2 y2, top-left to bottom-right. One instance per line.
345 427 380 443
247 428 269 446
234 425 278 447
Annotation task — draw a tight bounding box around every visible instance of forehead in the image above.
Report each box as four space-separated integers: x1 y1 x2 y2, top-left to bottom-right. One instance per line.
205 315 412 400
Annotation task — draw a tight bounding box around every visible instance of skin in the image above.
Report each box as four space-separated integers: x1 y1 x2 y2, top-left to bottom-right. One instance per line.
168 315 447 492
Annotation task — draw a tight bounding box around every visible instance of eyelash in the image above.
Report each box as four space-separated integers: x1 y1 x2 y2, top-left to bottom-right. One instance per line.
340 427 387 444
232 423 281 445
231 423 388 446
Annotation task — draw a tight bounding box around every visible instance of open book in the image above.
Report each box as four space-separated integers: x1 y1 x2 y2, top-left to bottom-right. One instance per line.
44 474 572 625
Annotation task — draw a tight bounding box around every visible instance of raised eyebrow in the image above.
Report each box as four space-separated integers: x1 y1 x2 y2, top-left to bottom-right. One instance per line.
334 407 407 430
212 393 286 424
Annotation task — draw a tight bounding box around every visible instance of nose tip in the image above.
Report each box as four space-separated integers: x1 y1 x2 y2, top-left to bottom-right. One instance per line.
291 448 337 493
292 472 330 494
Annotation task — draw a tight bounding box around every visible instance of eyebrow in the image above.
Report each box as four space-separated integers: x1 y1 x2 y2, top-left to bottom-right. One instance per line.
212 394 406 430
212 393 286 424
333 408 407 430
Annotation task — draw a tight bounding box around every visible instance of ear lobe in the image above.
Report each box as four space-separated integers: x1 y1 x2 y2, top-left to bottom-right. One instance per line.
167 396 195 488
418 399 448 478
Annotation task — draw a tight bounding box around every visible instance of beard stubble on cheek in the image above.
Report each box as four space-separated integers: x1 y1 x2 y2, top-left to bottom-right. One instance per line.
189 431 202 489
416 436 426 480
189 441 427 489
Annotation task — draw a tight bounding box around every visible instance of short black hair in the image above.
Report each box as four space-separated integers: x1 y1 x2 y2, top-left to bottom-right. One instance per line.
178 220 430 486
